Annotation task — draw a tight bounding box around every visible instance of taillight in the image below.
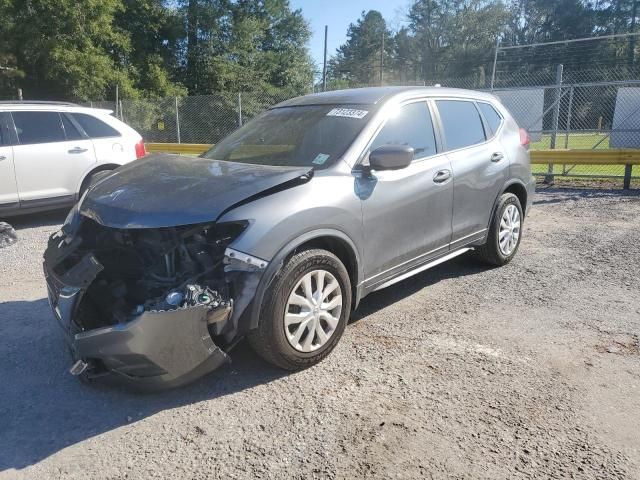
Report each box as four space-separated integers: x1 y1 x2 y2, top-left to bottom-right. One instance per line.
519 128 530 148
135 139 146 159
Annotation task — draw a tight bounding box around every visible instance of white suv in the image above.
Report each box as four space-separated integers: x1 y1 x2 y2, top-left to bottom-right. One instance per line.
0 101 145 216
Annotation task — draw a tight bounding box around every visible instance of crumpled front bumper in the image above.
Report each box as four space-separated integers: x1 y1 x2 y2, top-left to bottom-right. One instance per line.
44 259 231 391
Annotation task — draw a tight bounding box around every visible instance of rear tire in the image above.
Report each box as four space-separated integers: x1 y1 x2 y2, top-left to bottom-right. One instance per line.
247 248 352 371
475 193 523 266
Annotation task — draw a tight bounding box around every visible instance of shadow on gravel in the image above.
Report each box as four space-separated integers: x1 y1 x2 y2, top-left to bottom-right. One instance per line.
533 186 640 207
0 297 289 472
3 208 68 230
352 253 490 322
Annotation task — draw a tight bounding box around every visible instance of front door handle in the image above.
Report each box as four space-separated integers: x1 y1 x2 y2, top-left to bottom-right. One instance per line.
0 155 6 161
68 147 88 154
433 169 451 183
490 152 504 162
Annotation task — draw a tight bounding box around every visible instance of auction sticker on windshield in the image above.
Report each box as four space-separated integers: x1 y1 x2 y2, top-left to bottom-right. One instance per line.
327 108 369 119
312 153 330 165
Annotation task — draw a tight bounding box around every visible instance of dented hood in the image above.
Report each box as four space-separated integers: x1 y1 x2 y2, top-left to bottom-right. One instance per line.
80 154 312 228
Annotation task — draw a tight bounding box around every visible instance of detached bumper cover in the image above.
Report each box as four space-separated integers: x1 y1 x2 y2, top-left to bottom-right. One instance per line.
44 258 231 390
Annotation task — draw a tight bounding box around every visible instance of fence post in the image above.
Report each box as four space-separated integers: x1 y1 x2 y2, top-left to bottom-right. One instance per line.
490 37 500 90
563 86 575 174
175 97 181 143
238 92 243 127
564 86 574 149
545 64 563 184
624 165 632 189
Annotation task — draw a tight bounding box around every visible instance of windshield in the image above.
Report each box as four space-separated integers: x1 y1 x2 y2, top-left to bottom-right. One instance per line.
201 105 372 168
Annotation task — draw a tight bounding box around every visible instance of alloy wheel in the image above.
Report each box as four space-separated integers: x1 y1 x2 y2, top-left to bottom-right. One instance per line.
284 269 343 353
499 204 521 256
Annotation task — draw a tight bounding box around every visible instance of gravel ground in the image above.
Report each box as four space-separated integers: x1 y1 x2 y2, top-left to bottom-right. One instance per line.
1 188 639 479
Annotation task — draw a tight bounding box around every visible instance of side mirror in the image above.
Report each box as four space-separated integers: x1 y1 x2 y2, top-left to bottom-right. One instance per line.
369 145 414 171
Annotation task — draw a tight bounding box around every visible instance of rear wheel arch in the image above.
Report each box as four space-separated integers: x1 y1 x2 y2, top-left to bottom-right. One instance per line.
78 164 120 197
502 180 528 215
486 180 528 230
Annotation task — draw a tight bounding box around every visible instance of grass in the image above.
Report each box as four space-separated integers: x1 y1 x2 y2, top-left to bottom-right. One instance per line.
530 132 610 150
530 132 635 178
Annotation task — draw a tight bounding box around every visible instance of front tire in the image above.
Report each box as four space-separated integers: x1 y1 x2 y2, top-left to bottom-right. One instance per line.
247 248 352 371
476 193 523 266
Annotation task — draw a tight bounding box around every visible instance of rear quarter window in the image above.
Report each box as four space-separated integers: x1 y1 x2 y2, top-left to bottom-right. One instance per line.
478 102 503 136
436 100 486 151
72 113 120 138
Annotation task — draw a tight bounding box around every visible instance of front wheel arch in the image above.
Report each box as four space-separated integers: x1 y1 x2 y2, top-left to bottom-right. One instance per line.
246 229 362 331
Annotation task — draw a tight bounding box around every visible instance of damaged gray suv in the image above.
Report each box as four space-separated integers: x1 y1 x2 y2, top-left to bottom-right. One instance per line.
44 87 534 390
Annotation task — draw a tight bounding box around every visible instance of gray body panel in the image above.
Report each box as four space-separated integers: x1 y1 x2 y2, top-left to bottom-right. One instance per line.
219 164 365 274
228 87 532 292
357 153 453 287
446 134 508 246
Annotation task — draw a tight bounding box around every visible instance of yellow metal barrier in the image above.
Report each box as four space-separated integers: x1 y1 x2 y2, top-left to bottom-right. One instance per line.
530 149 640 165
146 143 212 155
147 143 640 166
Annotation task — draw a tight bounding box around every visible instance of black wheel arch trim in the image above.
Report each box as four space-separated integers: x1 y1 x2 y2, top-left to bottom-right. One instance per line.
79 164 121 198
245 228 363 330
487 179 529 231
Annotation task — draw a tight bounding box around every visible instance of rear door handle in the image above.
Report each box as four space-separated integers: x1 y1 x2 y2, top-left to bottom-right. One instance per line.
68 147 88 154
0 155 6 161
490 152 504 162
433 169 451 183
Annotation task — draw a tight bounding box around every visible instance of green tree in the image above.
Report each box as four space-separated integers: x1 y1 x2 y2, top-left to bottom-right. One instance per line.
114 0 186 97
0 0 23 97
408 0 511 85
2 0 137 100
177 0 312 95
328 10 394 86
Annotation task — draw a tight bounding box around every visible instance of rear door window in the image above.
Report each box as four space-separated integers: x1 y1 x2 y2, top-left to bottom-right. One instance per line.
61 114 85 141
0 114 6 145
370 101 437 159
71 113 120 138
477 102 503 136
436 100 486 151
12 111 66 145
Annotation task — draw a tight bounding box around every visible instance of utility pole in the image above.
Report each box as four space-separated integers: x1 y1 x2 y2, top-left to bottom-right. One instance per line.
380 30 385 86
322 25 328 92
630 1 638 67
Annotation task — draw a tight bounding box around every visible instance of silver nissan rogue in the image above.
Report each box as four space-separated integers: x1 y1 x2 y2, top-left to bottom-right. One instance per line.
44 87 535 390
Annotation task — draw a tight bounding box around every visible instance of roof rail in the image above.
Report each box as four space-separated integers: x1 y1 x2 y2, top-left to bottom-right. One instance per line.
0 100 80 106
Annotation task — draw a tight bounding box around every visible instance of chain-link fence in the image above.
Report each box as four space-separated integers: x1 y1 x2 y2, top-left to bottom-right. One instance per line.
488 74 640 188
86 66 640 188
86 91 294 145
